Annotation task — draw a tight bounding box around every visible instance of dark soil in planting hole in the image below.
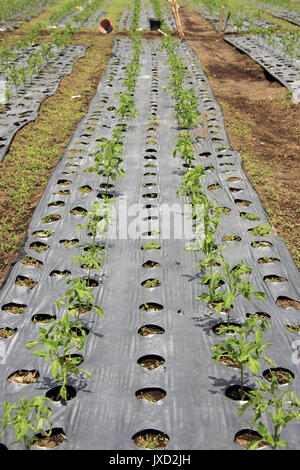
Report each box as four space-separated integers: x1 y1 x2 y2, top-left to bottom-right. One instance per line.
263 368 294 385
222 234 241 242
33 428 66 449
46 385 76 403
138 324 165 336
246 312 271 320
41 214 61 224
235 199 251 207
258 257 280 264
29 241 49 252
144 172 156 177
139 302 163 312
53 189 70 196
70 207 87 216
99 183 114 190
276 296 300 310
32 313 56 323
50 270 71 277
286 323 300 333
97 192 114 200
8 369 39 384
143 182 156 188
32 230 54 238
227 177 241 182
207 183 221 190
143 193 158 199
251 240 273 248
2 303 26 315
0 327 17 339
132 429 169 449
137 355 165 370
142 260 161 268
135 388 166 403
235 429 267 449
57 179 72 186
141 278 161 288
225 385 253 402
218 354 240 369
48 201 65 207
263 275 287 283
21 256 43 268
59 239 79 247
212 322 241 335
15 275 37 289
78 185 92 194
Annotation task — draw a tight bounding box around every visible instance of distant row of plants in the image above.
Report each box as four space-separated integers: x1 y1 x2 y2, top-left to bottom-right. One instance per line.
0 21 77 105
162 31 300 450
0 0 143 450
0 0 46 21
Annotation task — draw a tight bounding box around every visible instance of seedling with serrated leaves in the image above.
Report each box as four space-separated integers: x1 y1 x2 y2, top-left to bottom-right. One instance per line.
238 370 300 450
197 257 267 325
185 195 223 260
27 313 91 402
95 131 125 190
74 200 113 281
116 91 138 119
173 131 196 169
0 396 52 450
177 165 206 198
55 277 104 323
212 315 273 400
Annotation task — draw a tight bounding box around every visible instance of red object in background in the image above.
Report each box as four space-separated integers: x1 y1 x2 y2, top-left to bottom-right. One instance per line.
99 19 113 34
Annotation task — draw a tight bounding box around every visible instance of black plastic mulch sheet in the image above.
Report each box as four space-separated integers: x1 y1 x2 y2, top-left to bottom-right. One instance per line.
0 37 300 450
118 2 176 31
269 9 300 27
183 1 273 33
0 0 51 31
225 35 300 94
0 45 87 163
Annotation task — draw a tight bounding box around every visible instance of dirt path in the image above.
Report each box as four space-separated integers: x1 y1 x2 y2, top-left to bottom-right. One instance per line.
178 3 300 269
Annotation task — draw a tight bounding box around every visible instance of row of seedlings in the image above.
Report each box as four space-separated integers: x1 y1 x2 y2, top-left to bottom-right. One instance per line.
162 33 300 450
0 35 136 449
121 0 170 450
133 38 169 450
0 21 85 161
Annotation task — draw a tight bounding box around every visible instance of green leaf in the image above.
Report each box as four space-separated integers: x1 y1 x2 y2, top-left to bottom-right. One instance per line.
224 293 234 310
254 291 267 300
248 356 261 375
50 359 60 379
32 349 48 358
15 418 28 440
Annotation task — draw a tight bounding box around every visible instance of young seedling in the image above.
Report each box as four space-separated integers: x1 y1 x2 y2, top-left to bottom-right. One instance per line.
95 133 125 190
212 315 273 400
0 396 52 450
173 131 197 169
238 370 300 450
55 277 104 323
197 257 267 325
27 313 91 402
